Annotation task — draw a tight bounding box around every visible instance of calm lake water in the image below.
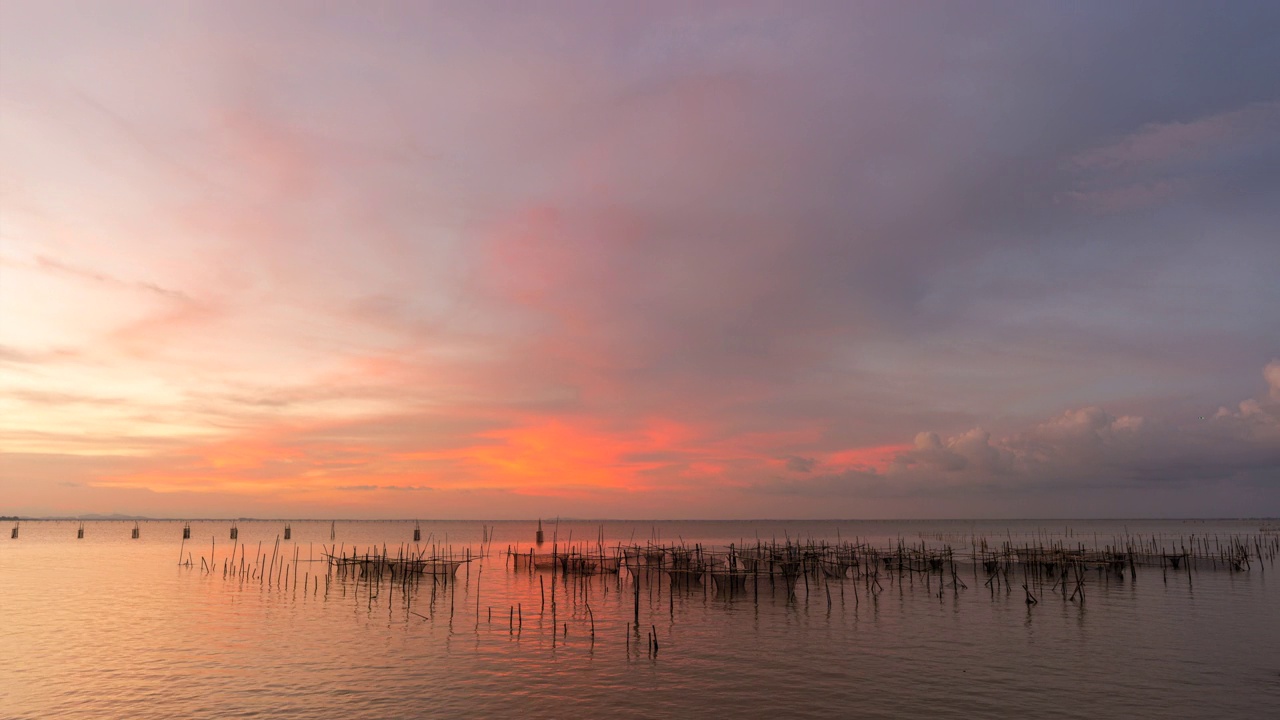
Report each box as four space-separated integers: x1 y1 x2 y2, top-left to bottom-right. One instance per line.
2 519 1277 719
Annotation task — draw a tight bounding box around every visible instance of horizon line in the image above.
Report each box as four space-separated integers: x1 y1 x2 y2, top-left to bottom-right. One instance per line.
6 515 1277 523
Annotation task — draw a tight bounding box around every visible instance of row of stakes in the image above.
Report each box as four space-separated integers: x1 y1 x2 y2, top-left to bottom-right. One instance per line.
10 522 135 539
10 522 98 539
10 520 426 543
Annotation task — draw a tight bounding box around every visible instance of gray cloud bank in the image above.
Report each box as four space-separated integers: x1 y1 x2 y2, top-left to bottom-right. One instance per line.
761 361 1280 515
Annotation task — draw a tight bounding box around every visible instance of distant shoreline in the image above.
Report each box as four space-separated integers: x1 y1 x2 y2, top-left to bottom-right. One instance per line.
5 515 1278 522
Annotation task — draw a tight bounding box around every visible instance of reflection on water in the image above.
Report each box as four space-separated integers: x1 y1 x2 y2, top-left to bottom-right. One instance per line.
1 519 1277 719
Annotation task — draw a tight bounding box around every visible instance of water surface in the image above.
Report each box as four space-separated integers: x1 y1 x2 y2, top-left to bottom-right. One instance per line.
2 519 1276 718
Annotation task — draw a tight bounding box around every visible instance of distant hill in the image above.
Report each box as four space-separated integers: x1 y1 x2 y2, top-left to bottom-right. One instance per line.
75 513 155 521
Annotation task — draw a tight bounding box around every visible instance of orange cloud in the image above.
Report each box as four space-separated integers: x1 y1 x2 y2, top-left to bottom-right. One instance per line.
823 444 910 473
89 408 779 505
469 418 665 489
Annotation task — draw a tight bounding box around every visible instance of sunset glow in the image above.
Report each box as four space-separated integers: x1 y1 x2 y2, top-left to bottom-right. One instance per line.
2 2 1277 519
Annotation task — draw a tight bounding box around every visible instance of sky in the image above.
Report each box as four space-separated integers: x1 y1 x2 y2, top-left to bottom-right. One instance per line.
1 1 1278 519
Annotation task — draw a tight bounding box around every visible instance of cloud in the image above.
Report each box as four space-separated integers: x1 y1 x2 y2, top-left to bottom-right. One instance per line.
895 429 1015 475
784 456 816 473
7 389 126 406
764 361 1280 505
34 254 194 302
2 2 1278 518
336 484 432 492
1265 359 1280 401
0 344 78 365
1071 102 1280 172
1063 101 1280 213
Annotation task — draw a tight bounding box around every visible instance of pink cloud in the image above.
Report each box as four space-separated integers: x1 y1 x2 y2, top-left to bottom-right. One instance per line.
1062 101 1279 213
1072 101 1279 171
1265 359 1280 401
1056 179 1186 214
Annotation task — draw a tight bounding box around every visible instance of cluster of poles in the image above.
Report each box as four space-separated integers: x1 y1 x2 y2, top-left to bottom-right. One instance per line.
24 519 1275 660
